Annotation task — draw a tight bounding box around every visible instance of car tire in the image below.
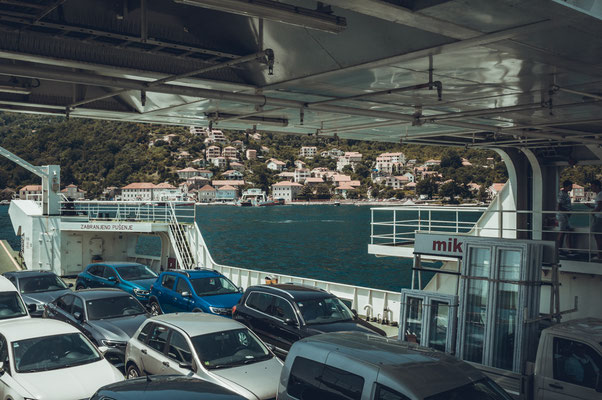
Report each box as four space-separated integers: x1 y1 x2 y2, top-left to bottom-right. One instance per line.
149 300 162 316
192 308 203 312
126 363 141 379
75 284 85 291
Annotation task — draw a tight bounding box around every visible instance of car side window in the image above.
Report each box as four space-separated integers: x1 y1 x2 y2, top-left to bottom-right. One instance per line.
176 278 191 295
103 266 117 280
138 322 154 343
88 265 104 277
374 384 410 400
287 356 364 400
162 274 176 290
6 276 17 288
269 296 296 321
56 294 75 313
72 296 84 317
148 324 170 354
0 334 8 364
167 330 193 364
246 292 272 313
553 337 602 389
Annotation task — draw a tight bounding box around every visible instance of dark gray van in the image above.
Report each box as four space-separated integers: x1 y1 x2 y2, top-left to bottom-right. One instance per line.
278 331 514 400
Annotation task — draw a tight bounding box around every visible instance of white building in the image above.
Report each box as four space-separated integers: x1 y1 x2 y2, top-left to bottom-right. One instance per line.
246 149 257 160
336 151 363 171
189 126 206 136
206 145 221 158
211 156 227 169
266 158 286 172
154 182 183 201
375 161 403 175
294 168 311 184
376 152 406 164
121 182 155 201
321 148 345 158
223 146 238 159
177 167 201 180
60 184 85 200
294 160 306 169
403 172 415 183
197 185 217 203
299 146 317 158
207 129 227 144
222 170 244 180
272 181 303 202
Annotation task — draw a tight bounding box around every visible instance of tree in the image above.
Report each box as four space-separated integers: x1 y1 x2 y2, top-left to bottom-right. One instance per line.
298 185 314 201
315 184 331 199
416 178 438 199
440 149 463 169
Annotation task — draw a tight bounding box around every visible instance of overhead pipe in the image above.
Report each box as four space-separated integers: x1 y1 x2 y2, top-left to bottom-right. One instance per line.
551 85 602 102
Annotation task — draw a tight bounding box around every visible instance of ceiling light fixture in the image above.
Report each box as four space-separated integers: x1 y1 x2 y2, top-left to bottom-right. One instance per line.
173 0 347 33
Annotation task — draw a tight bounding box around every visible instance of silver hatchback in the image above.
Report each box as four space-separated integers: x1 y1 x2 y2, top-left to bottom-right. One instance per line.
125 313 283 400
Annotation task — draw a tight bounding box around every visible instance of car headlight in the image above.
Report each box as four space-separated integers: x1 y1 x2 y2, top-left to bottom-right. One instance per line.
209 306 232 315
133 288 150 296
101 340 127 348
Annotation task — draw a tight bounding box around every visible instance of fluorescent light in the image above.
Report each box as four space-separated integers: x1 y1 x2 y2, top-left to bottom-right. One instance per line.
173 0 347 33
0 85 31 95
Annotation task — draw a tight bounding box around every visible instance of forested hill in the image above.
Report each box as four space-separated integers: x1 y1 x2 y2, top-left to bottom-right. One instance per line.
0 111 595 199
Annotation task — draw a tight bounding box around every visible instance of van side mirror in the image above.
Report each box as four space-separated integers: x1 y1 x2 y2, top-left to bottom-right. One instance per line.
178 362 194 371
68 283 74 288
181 291 191 298
284 318 298 326
27 304 37 313
107 276 116 282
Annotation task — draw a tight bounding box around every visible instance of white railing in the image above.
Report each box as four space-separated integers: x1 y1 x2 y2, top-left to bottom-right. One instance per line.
59 200 195 223
371 206 602 262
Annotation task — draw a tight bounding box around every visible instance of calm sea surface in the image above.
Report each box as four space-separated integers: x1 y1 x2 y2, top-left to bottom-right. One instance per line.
0 204 427 292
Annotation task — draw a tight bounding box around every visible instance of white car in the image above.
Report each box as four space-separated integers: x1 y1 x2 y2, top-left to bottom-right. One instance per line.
0 318 124 400
0 276 30 322
125 313 283 400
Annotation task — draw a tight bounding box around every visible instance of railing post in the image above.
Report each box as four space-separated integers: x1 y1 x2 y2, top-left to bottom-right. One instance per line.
393 209 397 245
497 195 502 238
371 208 374 245
456 209 459 233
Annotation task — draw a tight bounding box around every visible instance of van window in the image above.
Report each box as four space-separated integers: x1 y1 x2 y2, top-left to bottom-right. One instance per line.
288 356 364 400
246 292 272 314
553 337 602 389
374 384 410 400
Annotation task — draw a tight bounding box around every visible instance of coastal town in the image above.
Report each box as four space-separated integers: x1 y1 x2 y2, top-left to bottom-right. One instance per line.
5 126 593 205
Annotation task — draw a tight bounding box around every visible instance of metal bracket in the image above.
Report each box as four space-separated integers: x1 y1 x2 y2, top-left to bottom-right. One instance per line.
265 48 275 75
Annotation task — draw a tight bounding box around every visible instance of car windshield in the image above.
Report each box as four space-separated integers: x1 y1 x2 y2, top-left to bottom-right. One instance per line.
86 295 146 320
425 378 514 400
19 275 68 293
115 264 157 280
296 296 354 325
190 276 238 297
13 333 101 373
0 292 28 320
191 328 271 370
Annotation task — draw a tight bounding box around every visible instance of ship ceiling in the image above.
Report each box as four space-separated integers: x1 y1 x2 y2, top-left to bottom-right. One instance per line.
0 0 602 163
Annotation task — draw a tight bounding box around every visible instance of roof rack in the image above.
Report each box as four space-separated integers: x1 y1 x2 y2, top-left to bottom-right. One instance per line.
171 270 190 277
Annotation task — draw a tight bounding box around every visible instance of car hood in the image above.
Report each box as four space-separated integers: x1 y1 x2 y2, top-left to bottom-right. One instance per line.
22 289 72 305
305 320 379 335
211 357 282 400
88 314 148 341
15 359 123 400
128 278 156 290
199 293 242 308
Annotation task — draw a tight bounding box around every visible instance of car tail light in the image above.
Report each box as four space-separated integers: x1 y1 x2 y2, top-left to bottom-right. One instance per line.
150 284 154 290
232 305 237 315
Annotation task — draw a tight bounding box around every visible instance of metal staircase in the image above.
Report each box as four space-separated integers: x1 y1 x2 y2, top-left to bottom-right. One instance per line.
168 203 195 269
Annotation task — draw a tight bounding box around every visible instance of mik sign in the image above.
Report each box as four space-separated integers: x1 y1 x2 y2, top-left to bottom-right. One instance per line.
414 232 467 258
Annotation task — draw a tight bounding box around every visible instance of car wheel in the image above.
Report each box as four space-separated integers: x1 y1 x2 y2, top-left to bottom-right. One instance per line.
126 363 141 379
149 300 162 316
75 284 85 290
192 308 203 312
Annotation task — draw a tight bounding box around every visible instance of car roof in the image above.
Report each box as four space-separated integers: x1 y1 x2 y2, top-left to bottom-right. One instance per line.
4 270 57 279
246 284 331 301
294 332 485 398
162 269 223 279
544 317 602 343
0 318 80 342
150 313 244 336
0 275 18 292
96 375 246 399
72 288 134 300
87 262 146 268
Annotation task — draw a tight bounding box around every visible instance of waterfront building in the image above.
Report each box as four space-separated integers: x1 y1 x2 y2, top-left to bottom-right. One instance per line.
212 180 245 189
206 145 221 159
305 177 325 186
121 182 155 201
334 183 356 199
197 185 217 203
332 174 352 186
155 182 185 201
177 167 201 180
19 185 42 200
266 158 286 172
246 149 257 160
61 184 85 200
216 185 237 202
294 168 310 184
272 181 303 202
101 186 120 200
299 146 317 158
571 183 585 202
185 176 211 190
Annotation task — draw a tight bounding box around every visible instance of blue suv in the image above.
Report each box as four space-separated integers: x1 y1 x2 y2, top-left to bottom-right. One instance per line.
148 269 242 317
75 262 158 304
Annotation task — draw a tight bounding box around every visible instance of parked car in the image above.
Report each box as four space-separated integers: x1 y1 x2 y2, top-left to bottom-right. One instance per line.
148 269 242 316
91 375 247 400
75 262 158 304
3 270 72 316
278 331 514 400
0 275 30 321
125 313 283 400
0 318 123 400
232 284 386 357
44 288 149 369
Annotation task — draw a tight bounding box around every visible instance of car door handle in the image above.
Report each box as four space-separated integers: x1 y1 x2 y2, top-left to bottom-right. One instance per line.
549 383 564 390
162 361 169 367
141 349 147 355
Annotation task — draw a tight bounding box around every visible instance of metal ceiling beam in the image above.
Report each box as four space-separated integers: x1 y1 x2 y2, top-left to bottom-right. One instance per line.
0 1 46 9
323 0 480 39
33 0 67 23
68 49 273 109
262 19 557 90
